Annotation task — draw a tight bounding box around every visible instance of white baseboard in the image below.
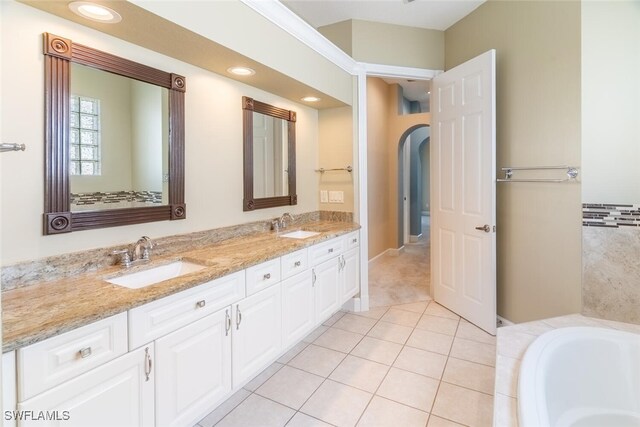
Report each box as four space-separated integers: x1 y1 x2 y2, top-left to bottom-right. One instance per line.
368 247 404 264
497 315 514 327
342 297 360 312
409 234 422 243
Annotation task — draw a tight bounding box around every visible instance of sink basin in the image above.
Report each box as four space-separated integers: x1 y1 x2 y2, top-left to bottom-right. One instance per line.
106 261 206 289
279 230 321 239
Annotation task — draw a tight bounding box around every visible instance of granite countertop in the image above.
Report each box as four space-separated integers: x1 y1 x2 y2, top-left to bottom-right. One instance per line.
2 220 360 353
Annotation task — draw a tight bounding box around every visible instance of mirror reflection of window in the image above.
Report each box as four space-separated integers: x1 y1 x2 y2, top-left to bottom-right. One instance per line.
70 95 101 176
69 63 169 211
252 113 289 198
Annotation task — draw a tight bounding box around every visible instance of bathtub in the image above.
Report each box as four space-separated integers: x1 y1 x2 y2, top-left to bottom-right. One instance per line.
518 327 640 427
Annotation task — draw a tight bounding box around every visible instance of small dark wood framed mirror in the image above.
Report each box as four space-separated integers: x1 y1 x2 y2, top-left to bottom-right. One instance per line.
242 96 297 211
42 33 186 235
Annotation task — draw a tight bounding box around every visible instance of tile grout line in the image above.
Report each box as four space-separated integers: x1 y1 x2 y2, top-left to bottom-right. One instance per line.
352 303 431 426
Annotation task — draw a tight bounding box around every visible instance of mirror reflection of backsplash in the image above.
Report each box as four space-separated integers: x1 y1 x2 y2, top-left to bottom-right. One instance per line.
71 191 163 211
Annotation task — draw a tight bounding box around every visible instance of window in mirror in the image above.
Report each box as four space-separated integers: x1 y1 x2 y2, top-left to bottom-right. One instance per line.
70 95 101 176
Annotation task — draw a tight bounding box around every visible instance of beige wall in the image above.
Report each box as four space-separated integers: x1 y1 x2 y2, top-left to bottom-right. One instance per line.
318 20 352 56
582 0 640 204
367 78 430 259
0 2 321 265
318 106 354 212
445 0 582 323
367 78 392 259
319 20 444 70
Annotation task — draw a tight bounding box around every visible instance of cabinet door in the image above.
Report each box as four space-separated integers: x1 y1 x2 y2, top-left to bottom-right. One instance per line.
232 285 282 387
340 248 360 303
156 308 232 427
18 345 154 427
281 271 315 349
313 258 340 324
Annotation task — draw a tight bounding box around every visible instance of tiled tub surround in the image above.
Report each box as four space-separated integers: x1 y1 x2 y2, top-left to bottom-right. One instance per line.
582 208 640 325
582 203 640 228
492 314 640 427
1 215 359 352
71 190 163 207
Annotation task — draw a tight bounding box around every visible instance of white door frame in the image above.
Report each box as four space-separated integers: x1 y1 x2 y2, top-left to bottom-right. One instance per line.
355 63 441 311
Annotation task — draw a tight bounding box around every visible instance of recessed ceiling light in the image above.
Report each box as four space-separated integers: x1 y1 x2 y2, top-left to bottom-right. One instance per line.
227 67 255 76
68 2 122 23
301 96 321 102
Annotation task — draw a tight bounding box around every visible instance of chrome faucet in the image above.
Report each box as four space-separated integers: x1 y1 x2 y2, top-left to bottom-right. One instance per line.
272 212 295 232
111 236 155 268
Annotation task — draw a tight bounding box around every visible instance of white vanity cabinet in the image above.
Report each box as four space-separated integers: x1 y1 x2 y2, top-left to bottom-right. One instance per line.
17 345 154 427
281 270 315 348
155 308 232 427
340 247 360 302
312 258 341 323
232 284 282 387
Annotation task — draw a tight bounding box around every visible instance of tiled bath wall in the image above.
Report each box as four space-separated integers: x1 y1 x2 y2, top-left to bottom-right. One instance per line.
582 203 640 325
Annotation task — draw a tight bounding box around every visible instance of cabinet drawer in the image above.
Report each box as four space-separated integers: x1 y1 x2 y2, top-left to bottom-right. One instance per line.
17 312 128 401
246 258 281 296
129 271 245 349
344 231 360 250
281 248 309 280
309 237 344 266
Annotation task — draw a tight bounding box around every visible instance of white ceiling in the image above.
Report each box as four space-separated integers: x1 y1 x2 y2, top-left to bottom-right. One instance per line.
281 0 485 31
383 77 431 112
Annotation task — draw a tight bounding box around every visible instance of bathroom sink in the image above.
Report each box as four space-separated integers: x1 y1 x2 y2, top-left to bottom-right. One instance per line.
279 230 321 239
106 261 206 289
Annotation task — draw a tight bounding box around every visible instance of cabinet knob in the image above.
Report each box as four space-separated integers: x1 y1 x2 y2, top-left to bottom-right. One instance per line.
328 248 334 253
79 347 92 359
196 300 206 308
294 261 301 267
263 273 271 280
352 238 358 243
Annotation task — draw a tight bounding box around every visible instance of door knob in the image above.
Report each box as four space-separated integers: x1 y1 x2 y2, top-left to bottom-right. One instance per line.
475 224 491 233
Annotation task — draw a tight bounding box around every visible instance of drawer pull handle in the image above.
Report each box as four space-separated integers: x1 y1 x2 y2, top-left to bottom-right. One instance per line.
144 347 152 382
312 270 316 286
263 273 271 280
236 305 242 330
294 261 301 267
79 347 92 359
225 309 231 336
328 248 334 253
352 238 358 243
196 300 206 308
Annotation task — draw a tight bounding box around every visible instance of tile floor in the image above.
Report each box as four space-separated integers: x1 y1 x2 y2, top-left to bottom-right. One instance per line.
369 215 431 307
196 300 496 427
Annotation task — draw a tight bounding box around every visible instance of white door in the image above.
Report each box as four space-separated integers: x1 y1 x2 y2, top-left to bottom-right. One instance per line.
156 308 232 427
282 271 315 348
232 285 282 387
18 345 154 427
431 49 497 334
313 258 340 323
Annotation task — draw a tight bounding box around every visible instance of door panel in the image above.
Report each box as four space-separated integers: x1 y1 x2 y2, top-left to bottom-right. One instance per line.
432 49 496 335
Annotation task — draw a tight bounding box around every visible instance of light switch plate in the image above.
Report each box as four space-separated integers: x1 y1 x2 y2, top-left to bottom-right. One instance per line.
328 191 344 203
320 190 328 203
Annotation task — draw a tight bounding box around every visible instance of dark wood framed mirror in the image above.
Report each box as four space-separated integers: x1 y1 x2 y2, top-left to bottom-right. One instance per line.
42 33 186 235
242 96 297 211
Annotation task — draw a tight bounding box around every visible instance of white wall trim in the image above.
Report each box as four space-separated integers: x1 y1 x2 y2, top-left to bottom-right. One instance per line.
362 62 443 79
239 0 357 74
